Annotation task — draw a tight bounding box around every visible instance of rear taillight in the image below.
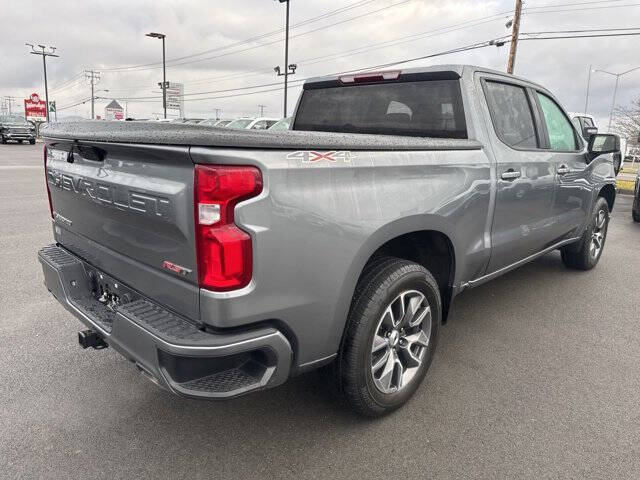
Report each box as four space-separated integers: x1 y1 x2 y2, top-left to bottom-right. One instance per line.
43 145 53 218
194 165 262 291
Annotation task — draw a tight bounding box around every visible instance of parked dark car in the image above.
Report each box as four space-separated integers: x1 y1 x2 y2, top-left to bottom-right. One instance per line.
633 169 640 222
0 115 36 144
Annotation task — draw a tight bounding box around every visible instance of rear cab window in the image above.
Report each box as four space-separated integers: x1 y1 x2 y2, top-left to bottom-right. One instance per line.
293 73 467 139
483 81 538 149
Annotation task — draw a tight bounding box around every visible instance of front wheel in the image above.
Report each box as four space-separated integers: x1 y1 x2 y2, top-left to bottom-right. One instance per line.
29 139 36 145
561 197 610 270
338 257 441 417
633 194 640 223
0 136 6 144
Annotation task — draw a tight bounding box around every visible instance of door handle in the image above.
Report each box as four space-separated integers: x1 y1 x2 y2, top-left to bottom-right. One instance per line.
557 165 570 175
501 169 521 180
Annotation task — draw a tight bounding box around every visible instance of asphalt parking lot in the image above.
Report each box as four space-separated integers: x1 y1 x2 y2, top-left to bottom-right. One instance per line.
1 142 639 479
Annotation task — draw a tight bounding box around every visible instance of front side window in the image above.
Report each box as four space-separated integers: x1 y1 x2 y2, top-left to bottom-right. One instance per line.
484 81 537 149
537 93 579 151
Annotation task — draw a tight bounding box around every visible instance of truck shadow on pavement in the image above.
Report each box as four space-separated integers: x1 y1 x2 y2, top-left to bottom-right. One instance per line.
114 251 571 425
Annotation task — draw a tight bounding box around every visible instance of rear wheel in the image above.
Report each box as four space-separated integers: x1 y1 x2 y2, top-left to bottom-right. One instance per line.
561 197 610 270
338 257 441 417
0 136 5 144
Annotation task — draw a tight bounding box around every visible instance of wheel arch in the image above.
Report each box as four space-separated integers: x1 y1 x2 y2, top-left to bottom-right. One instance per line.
328 216 458 364
598 183 616 212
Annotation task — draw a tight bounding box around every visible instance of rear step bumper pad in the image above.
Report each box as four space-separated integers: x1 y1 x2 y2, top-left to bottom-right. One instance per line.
38 244 292 399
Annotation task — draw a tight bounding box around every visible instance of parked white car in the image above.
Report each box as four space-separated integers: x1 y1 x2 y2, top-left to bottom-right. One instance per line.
226 117 279 130
268 117 292 131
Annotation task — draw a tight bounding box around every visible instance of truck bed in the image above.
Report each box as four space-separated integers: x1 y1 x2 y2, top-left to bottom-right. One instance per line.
42 121 482 151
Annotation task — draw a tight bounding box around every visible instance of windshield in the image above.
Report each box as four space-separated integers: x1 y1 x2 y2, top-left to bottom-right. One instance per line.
226 119 253 129
0 115 27 124
293 79 467 138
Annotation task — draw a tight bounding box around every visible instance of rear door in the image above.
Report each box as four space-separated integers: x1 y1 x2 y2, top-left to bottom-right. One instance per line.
45 140 199 319
534 92 591 239
480 77 557 273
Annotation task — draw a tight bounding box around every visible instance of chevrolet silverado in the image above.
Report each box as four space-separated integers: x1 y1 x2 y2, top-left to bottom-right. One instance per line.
38 65 619 416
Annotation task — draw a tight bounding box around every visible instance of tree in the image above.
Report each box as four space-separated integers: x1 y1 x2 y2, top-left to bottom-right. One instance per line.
612 96 640 151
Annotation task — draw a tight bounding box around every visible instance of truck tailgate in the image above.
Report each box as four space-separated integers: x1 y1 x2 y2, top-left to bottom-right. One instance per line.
45 140 199 320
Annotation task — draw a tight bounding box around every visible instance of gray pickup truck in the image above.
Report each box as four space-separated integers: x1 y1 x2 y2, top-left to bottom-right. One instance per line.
0 115 37 144
39 65 618 416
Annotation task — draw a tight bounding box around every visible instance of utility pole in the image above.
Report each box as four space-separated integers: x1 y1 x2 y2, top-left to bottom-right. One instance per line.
258 104 266 117
506 0 522 74
85 70 101 120
146 32 167 119
2 96 20 116
274 0 296 117
26 44 59 122
214 108 222 120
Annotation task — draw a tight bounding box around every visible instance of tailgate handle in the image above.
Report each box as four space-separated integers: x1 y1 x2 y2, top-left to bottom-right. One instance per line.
75 144 107 162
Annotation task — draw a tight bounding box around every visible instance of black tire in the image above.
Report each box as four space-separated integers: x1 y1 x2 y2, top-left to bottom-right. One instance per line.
338 256 441 417
561 196 610 270
29 139 36 145
633 194 640 223
0 136 6 144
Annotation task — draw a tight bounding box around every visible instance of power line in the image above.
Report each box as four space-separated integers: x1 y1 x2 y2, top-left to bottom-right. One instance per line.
101 8 513 95
50 71 85 93
99 0 381 71
525 0 627 8
520 31 640 39
100 0 413 72
524 2 640 14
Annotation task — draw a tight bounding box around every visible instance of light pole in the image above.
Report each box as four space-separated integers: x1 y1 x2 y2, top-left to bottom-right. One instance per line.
274 0 296 117
26 44 59 122
146 32 167 119
584 65 593 116
594 66 640 131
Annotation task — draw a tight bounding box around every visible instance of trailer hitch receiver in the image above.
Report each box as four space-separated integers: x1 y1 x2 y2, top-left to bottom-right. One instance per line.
78 329 108 350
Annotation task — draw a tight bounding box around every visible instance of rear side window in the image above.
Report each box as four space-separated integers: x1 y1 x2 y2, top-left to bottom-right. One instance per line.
293 80 467 138
484 81 537 149
537 93 579 151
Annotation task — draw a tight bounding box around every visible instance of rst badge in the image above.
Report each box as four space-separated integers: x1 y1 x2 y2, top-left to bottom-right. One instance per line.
162 260 192 276
287 150 356 164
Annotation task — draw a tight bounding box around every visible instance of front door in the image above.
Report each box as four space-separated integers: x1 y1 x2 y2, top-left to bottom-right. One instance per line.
535 92 592 240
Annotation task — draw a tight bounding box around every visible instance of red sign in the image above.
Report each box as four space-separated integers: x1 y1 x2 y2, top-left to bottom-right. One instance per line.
24 93 47 121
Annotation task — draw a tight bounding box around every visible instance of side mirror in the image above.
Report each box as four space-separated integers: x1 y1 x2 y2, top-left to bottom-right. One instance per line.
583 126 598 139
587 133 620 160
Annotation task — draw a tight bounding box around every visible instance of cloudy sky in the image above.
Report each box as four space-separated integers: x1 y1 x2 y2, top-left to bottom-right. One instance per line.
1 0 639 128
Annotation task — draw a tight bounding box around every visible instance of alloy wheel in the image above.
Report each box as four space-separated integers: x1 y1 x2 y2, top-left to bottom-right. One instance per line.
370 290 432 394
590 209 607 259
